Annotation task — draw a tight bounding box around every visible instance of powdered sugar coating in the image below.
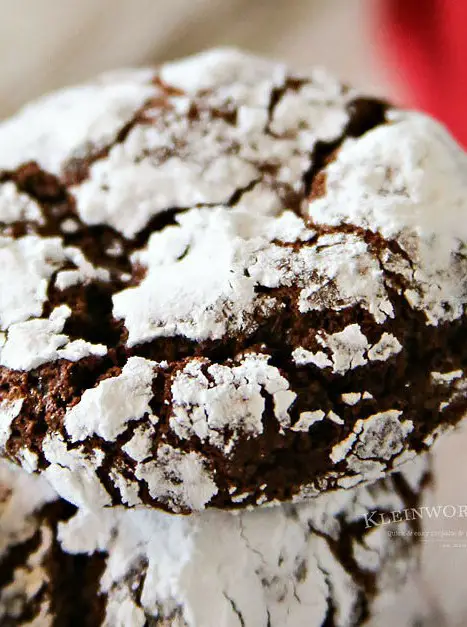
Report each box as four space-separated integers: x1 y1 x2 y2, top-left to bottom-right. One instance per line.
0 305 106 370
121 423 158 463
0 182 43 224
42 435 111 509
291 410 326 432
160 48 287 98
7 346 443 513
113 209 270 344
0 399 23 451
293 325 403 374
307 112 467 326
367 332 402 362
170 353 296 450
341 393 362 406
65 357 156 442
0 236 66 330
135 444 219 513
0 48 465 512
330 410 414 488
114 211 394 346
0 69 158 175
0 455 430 627
0 462 57 626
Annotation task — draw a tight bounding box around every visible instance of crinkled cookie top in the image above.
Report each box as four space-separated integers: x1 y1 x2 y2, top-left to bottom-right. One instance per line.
0 456 429 627
0 48 466 513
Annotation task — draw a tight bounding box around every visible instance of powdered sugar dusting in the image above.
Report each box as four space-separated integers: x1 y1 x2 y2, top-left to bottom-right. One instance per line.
0 49 465 516
291 410 326 432
161 48 286 98
318 324 370 374
330 410 414 486
0 461 56 559
122 423 158 463
0 465 57 627
292 347 332 369
135 444 218 513
0 454 422 627
71 126 259 239
341 393 362 406
0 305 106 371
109 470 141 508
308 113 467 325
55 247 110 290
65 357 157 442
367 333 402 362
42 435 111 510
113 208 263 343
0 182 43 224
0 235 112 370
114 210 394 346
170 353 296 451
0 69 158 175
0 399 23 450
293 326 403 375
0 236 66 330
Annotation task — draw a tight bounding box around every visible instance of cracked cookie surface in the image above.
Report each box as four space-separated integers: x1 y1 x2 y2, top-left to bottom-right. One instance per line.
0 456 430 627
0 48 466 512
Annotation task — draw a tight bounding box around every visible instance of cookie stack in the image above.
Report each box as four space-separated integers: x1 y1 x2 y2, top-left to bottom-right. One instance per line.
0 49 466 627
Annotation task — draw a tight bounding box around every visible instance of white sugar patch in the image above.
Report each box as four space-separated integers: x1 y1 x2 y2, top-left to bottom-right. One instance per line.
113 209 261 343
0 461 57 559
0 399 23 450
72 134 258 238
65 357 156 442
0 182 43 224
161 48 286 102
0 236 66 330
170 353 296 451
42 435 111 510
114 210 394 346
431 370 463 384
308 114 467 325
318 324 369 374
0 69 158 174
57 339 107 362
55 247 110 290
352 411 413 461
109 470 141 507
292 347 332 369
367 333 402 362
327 410 344 425
17 448 39 473
122 423 158 463
341 393 361 406
331 410 414 468
135 444 218 513
291 410 326 432
0 306 106 371
293 327 403 375
270 77 350 143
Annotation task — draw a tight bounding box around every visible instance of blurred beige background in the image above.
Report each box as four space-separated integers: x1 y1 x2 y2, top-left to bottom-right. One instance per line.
1 1 466 624
0 0 391 118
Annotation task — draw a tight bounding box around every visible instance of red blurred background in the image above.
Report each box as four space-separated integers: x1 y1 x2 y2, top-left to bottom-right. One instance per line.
380 0 467 147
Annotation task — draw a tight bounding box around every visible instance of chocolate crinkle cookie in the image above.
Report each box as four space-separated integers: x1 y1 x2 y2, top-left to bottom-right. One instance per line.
0 456 432 627
0 48 466 513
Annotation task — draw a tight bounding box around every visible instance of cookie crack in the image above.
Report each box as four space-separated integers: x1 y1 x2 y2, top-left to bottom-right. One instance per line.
223 592 246 627
61 75 182 187
303 97 391 211
238 517 267 565
316 563 337 627
265 76 309 136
